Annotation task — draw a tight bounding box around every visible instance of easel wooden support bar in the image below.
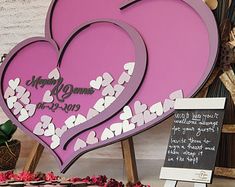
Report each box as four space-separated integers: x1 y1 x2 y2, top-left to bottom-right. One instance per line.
222 124 235 133
23 142 44 172
24 137 139 184
214 167 235 179
121 137 139 183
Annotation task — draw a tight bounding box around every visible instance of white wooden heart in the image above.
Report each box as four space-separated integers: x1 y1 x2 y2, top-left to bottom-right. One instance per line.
124 62 135 75
48 68 60 80
90 76 103 90
93 98 105 112
7 96 17 109
41 115 52 128
118 72 130 85
65 115 76 129
44 123 55 137
75 114 87 126
33 122 45 136
16 86 26 99
25 104 36 117
50 135 60 149
4 87 15 99
87 108 99 120
9 78 20 90
43 90 54 103
101 128 114 141
110 123 123 136
86 131 99 145
102 72 114 87
55 125 68 138
18 108 29 122
120 106 133 120
150 102 164 116
74 138 87 151
104 96 116 108
122 120 136 133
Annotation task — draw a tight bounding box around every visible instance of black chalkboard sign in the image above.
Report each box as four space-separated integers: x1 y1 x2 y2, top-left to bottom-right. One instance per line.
164 109 224 170
160 98 226 184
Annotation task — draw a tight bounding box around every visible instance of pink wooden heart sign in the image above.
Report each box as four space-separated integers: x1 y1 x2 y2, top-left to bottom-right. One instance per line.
0 0 218 172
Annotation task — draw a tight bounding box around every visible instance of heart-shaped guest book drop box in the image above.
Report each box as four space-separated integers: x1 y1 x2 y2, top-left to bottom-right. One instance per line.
0 0 218 172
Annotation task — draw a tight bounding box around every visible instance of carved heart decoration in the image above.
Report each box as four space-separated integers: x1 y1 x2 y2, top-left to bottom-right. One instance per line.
0 0 218 172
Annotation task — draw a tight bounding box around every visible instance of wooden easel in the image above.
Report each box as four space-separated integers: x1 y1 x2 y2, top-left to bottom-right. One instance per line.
24 137 139 183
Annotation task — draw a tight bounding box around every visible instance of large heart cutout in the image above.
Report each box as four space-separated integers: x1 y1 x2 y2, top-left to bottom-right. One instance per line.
0 0 218 172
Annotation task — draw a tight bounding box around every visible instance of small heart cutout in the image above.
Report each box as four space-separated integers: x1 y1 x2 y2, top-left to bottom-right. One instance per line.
104 96 116 108
118 72 130 85
114 84 124 97
20 91 30 105
55 125 68 137
75 114 87 126
4 87 15 99
33 122 45 136
74 138 86 151
44 123 55 136
144 110 157 123
9 78 20 90
43 90 53 103
86 108 99 120
124 62 135 75
41 115 52 128
18 108 29 122
101 128 114 141
120 106 133 120
102 84 115 96
102 72 114 87
86 131 98 145
93 98 105 112
90 76 103 90
134 101 147 114
48 68 60 80
13 102 23 115
7 96 17 109
163 99 175 112
16 86 26 99
122 120 136 133
169 90 184 101
25 104 36 117
51 135 60 149
131 113 145 126
150 102 164 116
65 115 76 129
110 123 123 136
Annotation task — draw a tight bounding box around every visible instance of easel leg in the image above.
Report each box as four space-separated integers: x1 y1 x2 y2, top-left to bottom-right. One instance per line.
164 180 177 187
121 137 139 183
23 142 44 172
24 138 139 182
